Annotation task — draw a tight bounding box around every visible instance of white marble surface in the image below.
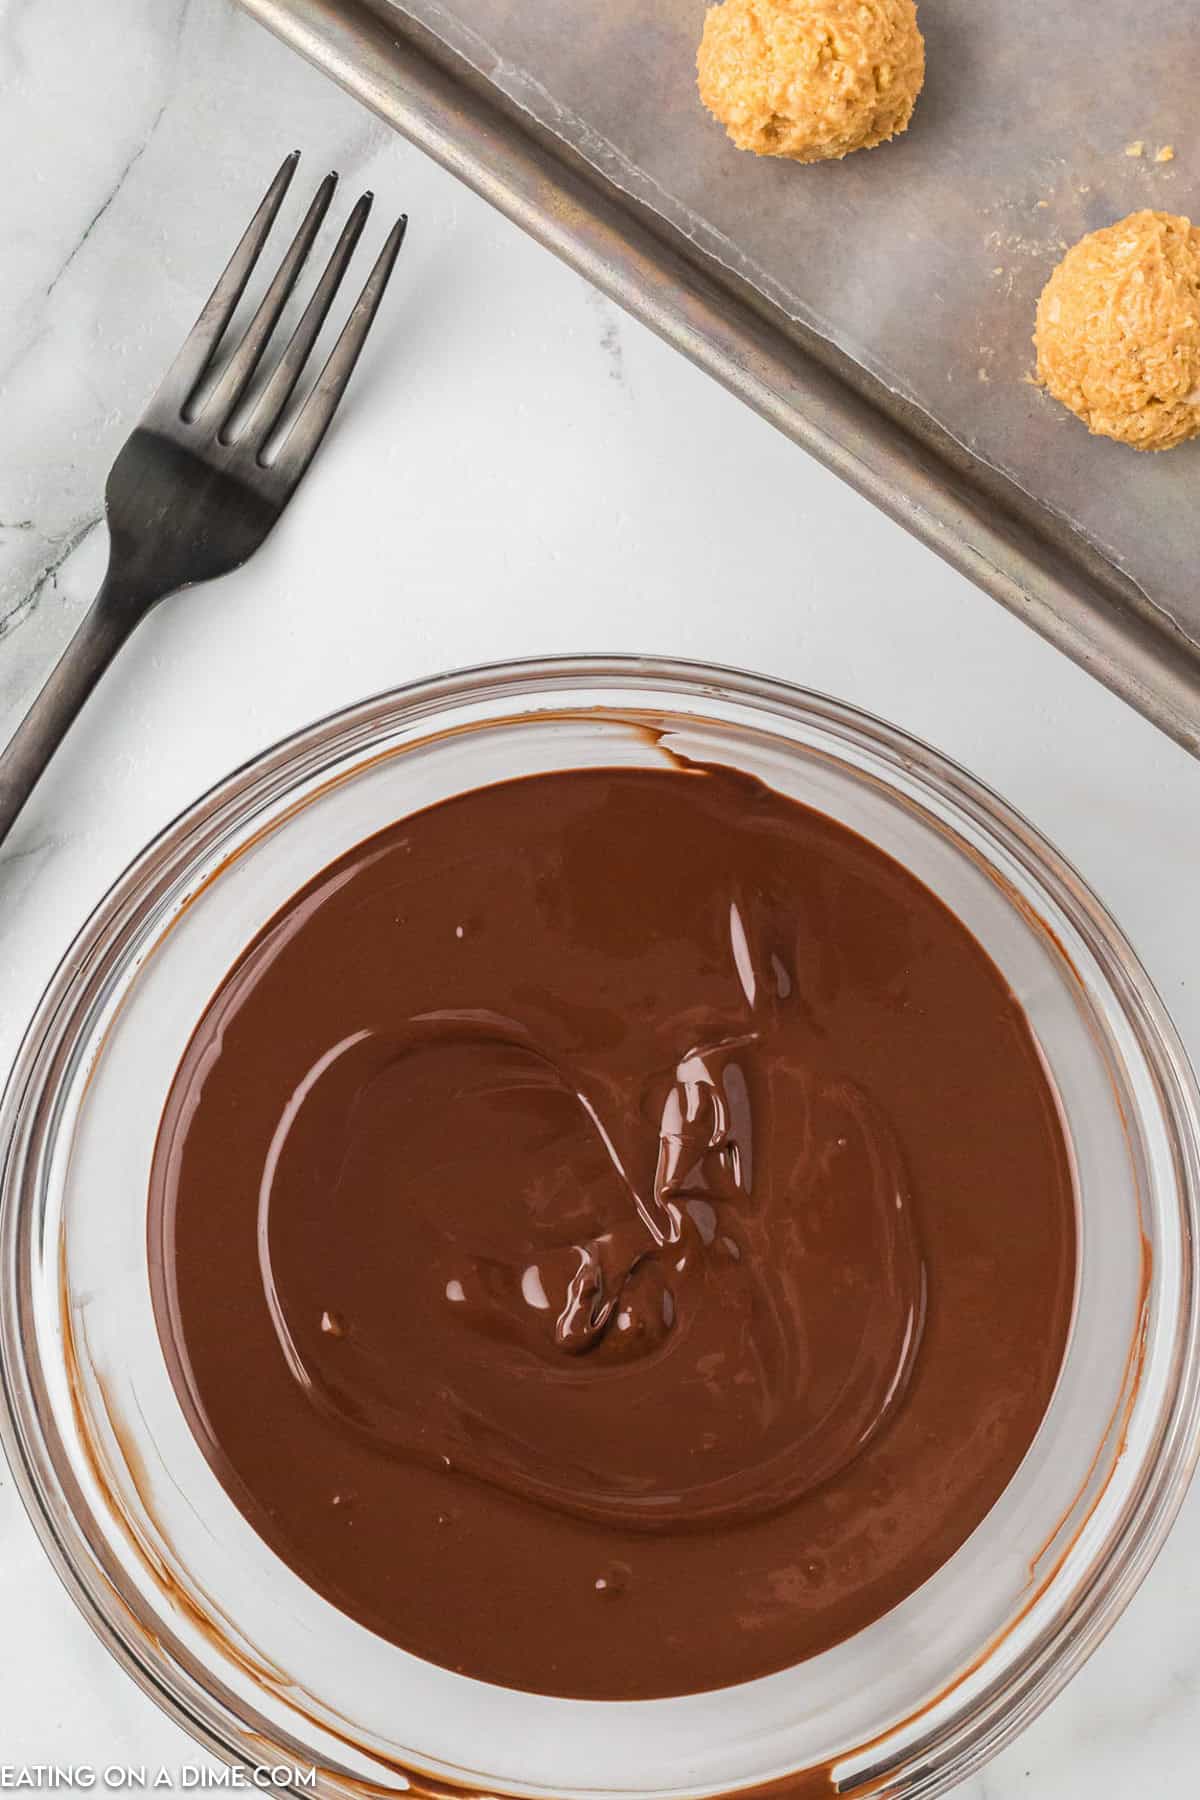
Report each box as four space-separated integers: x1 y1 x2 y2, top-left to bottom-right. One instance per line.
2 1 1199 1792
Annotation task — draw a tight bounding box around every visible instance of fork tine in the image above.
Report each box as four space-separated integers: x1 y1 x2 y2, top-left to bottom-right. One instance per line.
269 215 407 481
247 191 373 450
156 152 299 419
202 171 339 437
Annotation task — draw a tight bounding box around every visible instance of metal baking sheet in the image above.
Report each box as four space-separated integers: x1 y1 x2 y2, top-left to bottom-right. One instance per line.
240 0 1200 754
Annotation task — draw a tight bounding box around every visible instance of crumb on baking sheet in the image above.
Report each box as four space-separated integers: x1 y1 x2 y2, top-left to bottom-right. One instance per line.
1156 145 1175 164
1125 140 1145 158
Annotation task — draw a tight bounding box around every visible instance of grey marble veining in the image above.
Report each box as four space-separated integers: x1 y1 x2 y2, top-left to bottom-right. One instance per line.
0 0 389 721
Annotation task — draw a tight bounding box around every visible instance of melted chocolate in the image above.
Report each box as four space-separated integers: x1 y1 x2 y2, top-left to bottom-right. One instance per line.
149 762 1076 1699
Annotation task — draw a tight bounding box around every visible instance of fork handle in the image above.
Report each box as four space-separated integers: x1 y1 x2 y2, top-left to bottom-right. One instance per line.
0 570 146 850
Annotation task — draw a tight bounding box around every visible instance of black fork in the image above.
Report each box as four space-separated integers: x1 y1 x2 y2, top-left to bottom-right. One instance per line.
0 153 406 847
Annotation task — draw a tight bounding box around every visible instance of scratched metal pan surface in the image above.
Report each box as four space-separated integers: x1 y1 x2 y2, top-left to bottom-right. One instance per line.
240 0 1200 754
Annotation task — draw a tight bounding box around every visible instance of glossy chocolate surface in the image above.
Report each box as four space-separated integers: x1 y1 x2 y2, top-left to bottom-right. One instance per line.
150 762 1075 1698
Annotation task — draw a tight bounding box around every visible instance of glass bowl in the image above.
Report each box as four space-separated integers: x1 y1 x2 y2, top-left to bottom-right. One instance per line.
2 656 1199 1800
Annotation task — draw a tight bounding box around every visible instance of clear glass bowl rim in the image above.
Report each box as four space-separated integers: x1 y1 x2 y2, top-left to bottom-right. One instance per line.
2 652 1199 1800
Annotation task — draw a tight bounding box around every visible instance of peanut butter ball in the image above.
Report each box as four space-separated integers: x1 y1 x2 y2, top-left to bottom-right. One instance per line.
696 0 925 163
1034 210 1200 452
